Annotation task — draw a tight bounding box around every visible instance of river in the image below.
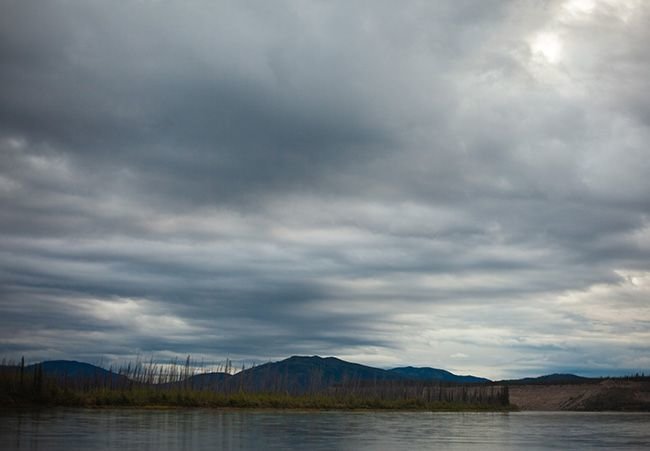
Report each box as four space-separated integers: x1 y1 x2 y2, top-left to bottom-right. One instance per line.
1 409 649 450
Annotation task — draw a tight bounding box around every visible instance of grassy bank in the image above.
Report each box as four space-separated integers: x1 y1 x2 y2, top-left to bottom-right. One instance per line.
1 387 513 411
0 374 512 411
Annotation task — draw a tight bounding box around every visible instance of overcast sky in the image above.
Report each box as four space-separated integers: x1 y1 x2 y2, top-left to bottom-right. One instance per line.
1 0 649 379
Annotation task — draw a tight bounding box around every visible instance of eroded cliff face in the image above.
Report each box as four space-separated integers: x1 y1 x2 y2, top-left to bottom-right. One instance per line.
509 380 650 411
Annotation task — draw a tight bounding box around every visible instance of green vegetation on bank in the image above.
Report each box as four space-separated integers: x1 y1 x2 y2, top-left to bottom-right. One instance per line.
1 385 512 411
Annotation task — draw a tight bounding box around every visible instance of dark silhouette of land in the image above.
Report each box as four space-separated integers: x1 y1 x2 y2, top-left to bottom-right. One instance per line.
1 355 648 410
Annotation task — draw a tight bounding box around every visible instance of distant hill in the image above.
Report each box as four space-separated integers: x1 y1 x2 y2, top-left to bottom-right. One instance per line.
501 373 595 385
161 356 491 393
183 371 232 390
26 360 128 386
224 356 404 394
28 360 115 378
194 356 490 394
19 356 512 393
388 366 491 384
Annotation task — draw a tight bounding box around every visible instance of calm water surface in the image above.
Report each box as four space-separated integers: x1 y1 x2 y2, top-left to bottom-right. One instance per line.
1 409 649 450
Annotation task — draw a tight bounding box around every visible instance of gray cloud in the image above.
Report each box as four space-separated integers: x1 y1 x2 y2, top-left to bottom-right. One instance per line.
1 0 649 378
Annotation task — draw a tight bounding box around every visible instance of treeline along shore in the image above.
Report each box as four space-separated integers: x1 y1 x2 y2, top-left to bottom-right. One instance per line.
3 355 649 411
0 356 511 411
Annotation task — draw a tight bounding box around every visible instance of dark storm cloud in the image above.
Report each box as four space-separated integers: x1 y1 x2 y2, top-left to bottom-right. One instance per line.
1 0 399 207
1 0 649 378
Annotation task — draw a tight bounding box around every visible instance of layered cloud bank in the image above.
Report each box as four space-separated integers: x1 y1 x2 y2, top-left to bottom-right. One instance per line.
1 0 649 378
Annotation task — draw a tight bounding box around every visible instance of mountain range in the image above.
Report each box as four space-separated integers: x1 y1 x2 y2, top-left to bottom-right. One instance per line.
20 355 597 394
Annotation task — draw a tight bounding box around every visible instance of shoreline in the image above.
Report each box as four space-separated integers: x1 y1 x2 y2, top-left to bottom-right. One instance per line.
0 405 517 412
5 404 650 413
0 398 515 412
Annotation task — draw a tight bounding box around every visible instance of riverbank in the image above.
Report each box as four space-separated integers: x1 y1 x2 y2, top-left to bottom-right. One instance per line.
510 379 650 411
1 389 514 411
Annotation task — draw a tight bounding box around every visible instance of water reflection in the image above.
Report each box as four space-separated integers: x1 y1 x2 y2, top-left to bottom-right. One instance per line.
1 409 649 450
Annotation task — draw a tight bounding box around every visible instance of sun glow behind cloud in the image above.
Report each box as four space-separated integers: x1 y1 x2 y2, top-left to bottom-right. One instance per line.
564 0 597 15
530 32 563 64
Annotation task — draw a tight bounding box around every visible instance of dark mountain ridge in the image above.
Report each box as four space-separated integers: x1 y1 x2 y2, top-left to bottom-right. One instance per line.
26 360 112 377
24 360 129 387
499 373 595 385
169 356 496 393
224 355 405 393
22 356 597 393
389 366 490 384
